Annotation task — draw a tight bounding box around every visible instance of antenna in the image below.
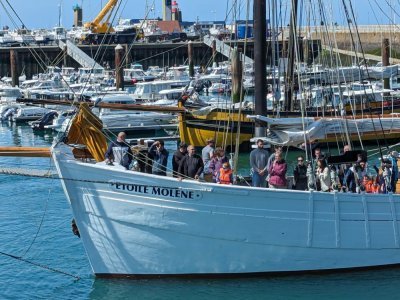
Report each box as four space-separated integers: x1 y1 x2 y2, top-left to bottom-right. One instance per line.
58 0 63 27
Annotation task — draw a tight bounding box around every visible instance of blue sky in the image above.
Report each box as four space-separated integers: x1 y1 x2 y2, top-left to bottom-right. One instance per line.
0 0 398 29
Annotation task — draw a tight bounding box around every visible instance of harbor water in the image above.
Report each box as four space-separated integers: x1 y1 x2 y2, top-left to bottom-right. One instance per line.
1 122 400 299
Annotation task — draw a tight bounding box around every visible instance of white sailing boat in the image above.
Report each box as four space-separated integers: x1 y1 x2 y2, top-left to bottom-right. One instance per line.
36 0 400 277
51 132 400 276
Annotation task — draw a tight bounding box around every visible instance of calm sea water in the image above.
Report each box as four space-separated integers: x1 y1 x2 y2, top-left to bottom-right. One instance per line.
1 122 400 300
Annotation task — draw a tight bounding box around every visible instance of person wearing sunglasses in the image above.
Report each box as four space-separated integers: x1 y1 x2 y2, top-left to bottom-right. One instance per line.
293 155 308 190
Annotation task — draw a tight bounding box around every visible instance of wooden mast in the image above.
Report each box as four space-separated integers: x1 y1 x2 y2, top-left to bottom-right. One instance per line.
284 0 299 112
254 0 267 137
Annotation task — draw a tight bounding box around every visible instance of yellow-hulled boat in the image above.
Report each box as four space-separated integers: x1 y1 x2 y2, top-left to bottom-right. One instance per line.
178 104 254 148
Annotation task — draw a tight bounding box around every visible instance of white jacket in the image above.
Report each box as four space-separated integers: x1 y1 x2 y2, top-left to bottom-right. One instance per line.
317 166 331 192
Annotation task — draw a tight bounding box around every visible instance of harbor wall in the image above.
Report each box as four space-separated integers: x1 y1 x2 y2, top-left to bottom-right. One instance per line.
0 40 320 79
306 25 400 55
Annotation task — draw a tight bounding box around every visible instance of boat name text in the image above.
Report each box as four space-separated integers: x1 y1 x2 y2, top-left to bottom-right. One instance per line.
110 182 197 199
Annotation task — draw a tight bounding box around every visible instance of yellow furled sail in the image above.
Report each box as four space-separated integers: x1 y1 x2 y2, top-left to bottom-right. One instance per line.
67 103 107 162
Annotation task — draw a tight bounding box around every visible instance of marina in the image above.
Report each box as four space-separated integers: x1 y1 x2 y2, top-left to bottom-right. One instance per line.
4 0 400 298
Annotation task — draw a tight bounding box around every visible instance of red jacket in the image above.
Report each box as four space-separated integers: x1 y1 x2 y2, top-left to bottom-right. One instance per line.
268 160 287 187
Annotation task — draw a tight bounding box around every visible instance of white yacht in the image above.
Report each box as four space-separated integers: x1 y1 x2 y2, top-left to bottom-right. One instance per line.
201 66 231 82
132 80 190 102
78 67 104 83
123 68 156 85
94 94 176 132
10 105 52 122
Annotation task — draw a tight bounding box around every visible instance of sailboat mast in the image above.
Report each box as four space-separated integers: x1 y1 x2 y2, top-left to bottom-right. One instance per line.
284 0 298 112
254 0 267 137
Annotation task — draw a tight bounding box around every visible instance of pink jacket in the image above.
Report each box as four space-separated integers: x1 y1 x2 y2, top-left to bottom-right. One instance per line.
268 160 287 187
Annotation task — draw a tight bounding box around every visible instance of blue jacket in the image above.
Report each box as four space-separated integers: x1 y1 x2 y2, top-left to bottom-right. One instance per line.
343 165 357 192
389 156 399 182
149 144 169 175
105 140 133 169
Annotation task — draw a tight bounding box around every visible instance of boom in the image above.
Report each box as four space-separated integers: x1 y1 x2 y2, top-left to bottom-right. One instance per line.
84 0 118 33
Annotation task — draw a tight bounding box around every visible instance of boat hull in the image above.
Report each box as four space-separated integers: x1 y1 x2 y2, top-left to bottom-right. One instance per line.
53 144 400 276
179 109 254 148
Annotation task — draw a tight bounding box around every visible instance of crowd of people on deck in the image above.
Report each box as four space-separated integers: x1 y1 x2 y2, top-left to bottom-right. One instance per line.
249 138 399 193
104 132 399 193
104 132 231 183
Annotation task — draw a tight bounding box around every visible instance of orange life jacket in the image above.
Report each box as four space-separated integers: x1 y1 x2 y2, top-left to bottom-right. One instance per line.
219 168 232 184
364 179 380 193
363 180 374 193
371 183 380 193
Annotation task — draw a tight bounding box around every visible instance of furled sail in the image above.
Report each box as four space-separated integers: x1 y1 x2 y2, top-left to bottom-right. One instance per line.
67 103 108 162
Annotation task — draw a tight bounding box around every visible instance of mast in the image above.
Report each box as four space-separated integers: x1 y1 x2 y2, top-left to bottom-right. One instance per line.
253 0 267 137
284 0 298 112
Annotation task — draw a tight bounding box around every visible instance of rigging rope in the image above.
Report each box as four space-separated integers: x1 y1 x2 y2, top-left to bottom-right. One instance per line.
0 250 80 280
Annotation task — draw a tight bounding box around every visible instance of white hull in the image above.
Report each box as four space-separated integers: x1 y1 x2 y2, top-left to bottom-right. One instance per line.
53 144 400 276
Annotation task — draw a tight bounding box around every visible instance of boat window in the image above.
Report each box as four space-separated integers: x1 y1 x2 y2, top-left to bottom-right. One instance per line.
144 85 151 93
135 85 144 94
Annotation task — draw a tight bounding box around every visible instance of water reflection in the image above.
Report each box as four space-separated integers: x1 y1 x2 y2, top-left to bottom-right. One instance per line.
89 268 400 300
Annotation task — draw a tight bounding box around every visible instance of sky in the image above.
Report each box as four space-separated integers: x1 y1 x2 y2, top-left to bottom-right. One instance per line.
0 0 399 30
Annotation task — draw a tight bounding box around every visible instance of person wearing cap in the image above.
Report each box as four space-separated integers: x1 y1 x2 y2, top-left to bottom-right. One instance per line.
148 140 169 176
202 138 215 181
104 131 133 170
216 162 233 184
250 139 270 187
172 142 188 177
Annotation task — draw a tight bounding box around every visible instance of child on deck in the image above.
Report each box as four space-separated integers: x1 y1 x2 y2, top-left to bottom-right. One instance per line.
216 162 233 185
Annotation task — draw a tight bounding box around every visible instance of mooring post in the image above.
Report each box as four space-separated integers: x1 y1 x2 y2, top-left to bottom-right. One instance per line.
303 37 309 65
10 49 19 87
231 48 243 104
212 39 217 66
382 38 390 93
115 44 125 91
188 41 194 77
63 45 68 67
124 44 131 66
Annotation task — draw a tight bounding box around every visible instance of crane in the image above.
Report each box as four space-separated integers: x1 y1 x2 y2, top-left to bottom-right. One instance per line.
83 0 118 34
80 0 141 45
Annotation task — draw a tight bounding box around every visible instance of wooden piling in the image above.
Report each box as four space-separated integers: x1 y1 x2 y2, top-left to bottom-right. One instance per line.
63 45 68 67
188 41 194 77
382 38 390 91
303 38 310 65
212 39 217 66
10 49 19 87
124 44 131 66
115 44 124 91
231 48 243 104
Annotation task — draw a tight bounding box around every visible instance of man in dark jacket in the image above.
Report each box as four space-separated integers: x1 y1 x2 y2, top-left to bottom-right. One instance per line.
178 145 204 180
148 140 169 176
172 142 187 177
104 132 133 169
